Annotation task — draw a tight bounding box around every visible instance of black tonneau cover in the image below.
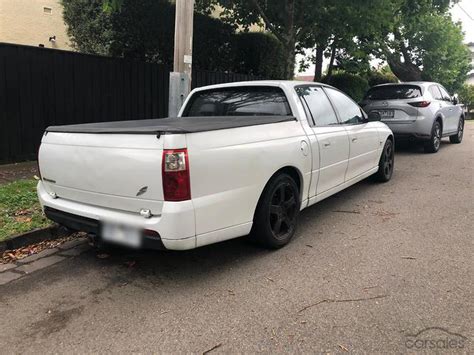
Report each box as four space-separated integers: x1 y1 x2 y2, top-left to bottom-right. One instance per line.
46 116 297 135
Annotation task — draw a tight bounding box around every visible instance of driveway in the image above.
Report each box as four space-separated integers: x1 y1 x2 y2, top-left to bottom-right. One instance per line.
1 123 473 353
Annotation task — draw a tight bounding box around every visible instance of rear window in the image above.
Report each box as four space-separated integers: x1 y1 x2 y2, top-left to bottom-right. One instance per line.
364 85 422 100
182 86 292 117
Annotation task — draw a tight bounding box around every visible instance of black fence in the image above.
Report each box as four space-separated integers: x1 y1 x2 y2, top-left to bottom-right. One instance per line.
0 43 262 163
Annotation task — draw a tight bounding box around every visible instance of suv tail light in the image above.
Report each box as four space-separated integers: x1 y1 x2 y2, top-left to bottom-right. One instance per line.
162 149 191 201
409 101 431 108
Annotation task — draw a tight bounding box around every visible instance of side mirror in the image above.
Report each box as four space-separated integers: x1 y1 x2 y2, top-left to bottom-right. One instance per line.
452 96 458 105
367 111 381 122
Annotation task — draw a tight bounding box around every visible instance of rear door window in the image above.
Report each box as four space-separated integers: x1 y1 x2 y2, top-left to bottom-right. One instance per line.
438 86 451 101
296 86 338 126
429 86 443 100
364 85 422 100
325 88 364 125
182 86 292 117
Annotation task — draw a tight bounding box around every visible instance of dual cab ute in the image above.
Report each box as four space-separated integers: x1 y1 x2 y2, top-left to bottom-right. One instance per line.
38 81 394 250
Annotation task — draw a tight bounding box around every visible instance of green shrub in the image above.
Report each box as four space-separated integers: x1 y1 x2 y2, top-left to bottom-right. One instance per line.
458 84 474 118
230 32 286 79
367 71 398 87
323 71 369 102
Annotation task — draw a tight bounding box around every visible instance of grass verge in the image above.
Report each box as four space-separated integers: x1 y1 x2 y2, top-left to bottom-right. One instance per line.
0 179 51 242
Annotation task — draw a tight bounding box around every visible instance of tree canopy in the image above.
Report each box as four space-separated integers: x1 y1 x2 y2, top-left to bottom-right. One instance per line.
92 0 471 90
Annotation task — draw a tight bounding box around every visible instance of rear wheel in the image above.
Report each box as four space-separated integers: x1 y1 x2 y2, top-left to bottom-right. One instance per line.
374 139 394 182
449 117 464 144
251 173 300 249
424 121 442 153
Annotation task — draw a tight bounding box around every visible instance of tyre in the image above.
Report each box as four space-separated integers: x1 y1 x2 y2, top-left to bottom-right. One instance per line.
251 173 300 249
424 121 442 153
374 138 394 182
449 117 464 144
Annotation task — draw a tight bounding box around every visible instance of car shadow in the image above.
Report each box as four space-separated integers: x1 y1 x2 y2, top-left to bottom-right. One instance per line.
394 138 451 155
76 177 378 287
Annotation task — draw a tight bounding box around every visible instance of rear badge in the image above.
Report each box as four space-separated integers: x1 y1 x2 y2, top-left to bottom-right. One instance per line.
136 186 148 197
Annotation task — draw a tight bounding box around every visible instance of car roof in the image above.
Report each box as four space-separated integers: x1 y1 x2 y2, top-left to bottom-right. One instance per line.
190 80 333 92
371 81 439 88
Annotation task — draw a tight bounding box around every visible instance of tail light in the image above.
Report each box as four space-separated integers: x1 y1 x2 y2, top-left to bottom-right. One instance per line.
409 101 431 108
162 148 191 201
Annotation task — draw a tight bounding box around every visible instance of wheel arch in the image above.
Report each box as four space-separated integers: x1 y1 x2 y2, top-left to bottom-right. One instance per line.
252 165 304 219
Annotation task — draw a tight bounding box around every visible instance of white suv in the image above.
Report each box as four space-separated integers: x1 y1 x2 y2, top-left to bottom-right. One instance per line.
360 82 464 153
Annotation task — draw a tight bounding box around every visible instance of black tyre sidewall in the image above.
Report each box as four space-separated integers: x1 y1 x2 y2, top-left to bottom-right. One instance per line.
425 121 441 153
450 117 464 144
252 173 300 249
375 139 394 182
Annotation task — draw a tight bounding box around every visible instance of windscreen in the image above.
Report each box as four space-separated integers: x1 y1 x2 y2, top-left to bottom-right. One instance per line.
182 86 292 117
364 85 422 100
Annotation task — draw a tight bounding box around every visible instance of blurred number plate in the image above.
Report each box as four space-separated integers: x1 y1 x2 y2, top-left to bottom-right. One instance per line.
378 110 394 118
101 222 142 248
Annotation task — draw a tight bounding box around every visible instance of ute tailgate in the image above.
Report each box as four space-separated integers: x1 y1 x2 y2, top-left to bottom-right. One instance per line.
39 132 165 215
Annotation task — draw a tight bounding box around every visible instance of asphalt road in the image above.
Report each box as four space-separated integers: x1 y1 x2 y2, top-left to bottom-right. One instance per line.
1 124 473 354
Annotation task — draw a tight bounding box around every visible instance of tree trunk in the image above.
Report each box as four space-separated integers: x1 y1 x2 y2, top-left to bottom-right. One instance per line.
282 40 296 80
387 31 425 82
387 57 424 82
313 46 324 82
326 44 337 80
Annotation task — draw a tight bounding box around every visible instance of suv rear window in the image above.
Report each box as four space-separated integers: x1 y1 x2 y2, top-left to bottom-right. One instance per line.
182 86 292 117
364 85 422 100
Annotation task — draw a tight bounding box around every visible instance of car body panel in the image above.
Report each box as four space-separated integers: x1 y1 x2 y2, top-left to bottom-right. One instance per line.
361 82 463 140
38 80 393 250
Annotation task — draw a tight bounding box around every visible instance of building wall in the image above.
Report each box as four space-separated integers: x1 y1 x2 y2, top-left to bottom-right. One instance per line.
0 0 71 50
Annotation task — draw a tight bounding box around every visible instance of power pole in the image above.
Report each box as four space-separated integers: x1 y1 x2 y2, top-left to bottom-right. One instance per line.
169 0 195 117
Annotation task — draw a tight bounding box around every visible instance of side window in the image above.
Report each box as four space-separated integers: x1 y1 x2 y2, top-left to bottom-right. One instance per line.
438 86 451 101
295 86 338 126
325 88 364 125
429 86 443 100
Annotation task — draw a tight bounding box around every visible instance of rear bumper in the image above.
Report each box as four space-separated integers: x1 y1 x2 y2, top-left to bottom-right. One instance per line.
37 181 196 250
44 207 168 250
382 117 433 140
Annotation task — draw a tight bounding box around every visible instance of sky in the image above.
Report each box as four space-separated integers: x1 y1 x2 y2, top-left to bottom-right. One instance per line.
298 1 474 76
451 0 474 43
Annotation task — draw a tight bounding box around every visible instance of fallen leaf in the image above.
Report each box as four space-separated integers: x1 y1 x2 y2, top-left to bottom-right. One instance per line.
338 344 349 352
14 216 32 223
203 343 222 354
333 210 361 214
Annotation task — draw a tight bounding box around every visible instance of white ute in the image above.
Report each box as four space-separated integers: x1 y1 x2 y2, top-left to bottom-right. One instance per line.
37 81 394 250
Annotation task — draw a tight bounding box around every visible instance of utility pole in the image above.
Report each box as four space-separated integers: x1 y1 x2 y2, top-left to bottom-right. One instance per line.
169 0 195 117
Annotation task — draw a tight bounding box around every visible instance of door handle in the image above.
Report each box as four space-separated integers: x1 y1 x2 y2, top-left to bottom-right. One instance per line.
352 137 358 143
323 142 331 147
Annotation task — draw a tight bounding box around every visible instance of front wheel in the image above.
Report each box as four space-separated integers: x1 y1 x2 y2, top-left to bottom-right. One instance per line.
449 117 464 144
251 173 300 249
374 139 394 182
